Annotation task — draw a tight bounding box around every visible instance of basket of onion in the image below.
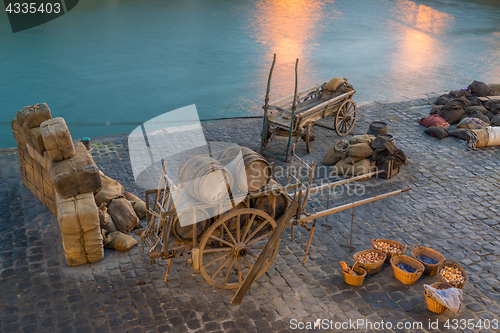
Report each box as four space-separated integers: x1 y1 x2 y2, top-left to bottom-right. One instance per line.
390 255 424 284
411 244 445 276
438 260 467 289
353 249 386 275
372 239 406 263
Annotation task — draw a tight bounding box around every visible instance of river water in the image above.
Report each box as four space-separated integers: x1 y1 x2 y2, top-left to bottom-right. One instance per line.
1 0 499 148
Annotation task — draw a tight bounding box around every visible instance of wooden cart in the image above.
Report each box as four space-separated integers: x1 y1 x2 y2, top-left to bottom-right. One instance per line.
140 147 409 304
261 55 358 161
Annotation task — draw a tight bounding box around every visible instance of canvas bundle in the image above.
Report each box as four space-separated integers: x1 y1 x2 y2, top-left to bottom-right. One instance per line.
103 231 137 251
11 119 27 146
48 142 101 198
23 103 52 129
40 117 75 162
23 123 45 155
55 192 104 266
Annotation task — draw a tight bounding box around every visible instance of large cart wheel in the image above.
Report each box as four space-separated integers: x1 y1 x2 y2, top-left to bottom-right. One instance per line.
334 99 357 136
198 208 279 289
305 123 312 154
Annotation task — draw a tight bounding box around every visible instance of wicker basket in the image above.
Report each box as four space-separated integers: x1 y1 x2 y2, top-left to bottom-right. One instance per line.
425 282 453 313
438 260 467 289
341 262 366 286
353 249 386 275
390 255 424 285
411 244 445 276
372 238 407 263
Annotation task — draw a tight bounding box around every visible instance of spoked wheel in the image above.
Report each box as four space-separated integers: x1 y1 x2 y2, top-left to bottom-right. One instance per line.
305 123 312 154
198 208 279 289
334 99 357 136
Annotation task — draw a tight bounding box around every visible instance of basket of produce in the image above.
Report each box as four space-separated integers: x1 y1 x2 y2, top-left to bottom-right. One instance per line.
372 238 407 263
438 260 467 289
390 255 424 285
340 261 366 286
425 282 453 313
353 249 386 275
411 244 445 276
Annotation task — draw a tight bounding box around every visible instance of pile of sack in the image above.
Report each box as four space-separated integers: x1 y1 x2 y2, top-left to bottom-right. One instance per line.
419 81 500 146
322 134 408 178
321 77 354 101
11 104 147 266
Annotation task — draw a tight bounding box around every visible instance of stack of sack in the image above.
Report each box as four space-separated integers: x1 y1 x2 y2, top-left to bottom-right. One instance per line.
321 78 354 101
12 103 146 266
420 81 500 142
11 104 57 215
322 135 408 178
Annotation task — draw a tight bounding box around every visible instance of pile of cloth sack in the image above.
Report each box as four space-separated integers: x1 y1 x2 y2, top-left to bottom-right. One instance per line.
322 134 408 178
11 103 148 266
419 81 500 149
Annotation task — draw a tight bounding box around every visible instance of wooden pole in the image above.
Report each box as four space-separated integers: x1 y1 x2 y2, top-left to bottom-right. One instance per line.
302 219 316 263
260 54 276 153
231 200 299 305
298 188 411 223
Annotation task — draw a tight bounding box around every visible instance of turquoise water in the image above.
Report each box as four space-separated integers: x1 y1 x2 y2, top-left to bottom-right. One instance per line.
1 0 499 148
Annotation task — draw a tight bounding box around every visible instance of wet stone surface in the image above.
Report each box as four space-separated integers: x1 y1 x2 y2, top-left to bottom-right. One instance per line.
1 92 500 332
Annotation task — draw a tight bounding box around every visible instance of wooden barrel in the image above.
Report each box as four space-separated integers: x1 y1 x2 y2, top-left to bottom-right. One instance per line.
217 146 270 193
250 180 289 221
178 155 233 204
172 191 210 242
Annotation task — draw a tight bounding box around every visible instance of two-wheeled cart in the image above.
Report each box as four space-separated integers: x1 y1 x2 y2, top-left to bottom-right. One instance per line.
261 55 358 161
140 146 410 304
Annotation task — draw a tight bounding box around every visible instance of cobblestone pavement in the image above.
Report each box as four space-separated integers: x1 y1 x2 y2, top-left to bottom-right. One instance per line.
1 92 500 333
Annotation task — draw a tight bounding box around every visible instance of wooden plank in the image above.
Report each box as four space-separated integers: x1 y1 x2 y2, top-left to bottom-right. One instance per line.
478 97 490 102
487 96 500 100
231 200 299 305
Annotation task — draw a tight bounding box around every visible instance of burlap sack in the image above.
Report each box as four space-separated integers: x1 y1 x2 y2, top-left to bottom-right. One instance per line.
449 129 469 141
98 203 118 232
124 191 147 219
321 89 334 101
55 192 103 266
23 103 51 129
325 78 346 91
350 134 376 145
456 117 489 129
343 156 364 164
467 129 489 149
430 105 443 115
322 140 349 165
348 159 371 177
468 80 491 97
438 105 465 125
107 197 139 233
424 126 449 139
11 119 27 146
435 94 452 105
331 160 349 176
103 231 137 251
97 170 116 190
48 142 101 198
467 106 488 115
491 114 500 126
40 117 75 162
466 97 482 106
345 142 373 158
94 180 124 207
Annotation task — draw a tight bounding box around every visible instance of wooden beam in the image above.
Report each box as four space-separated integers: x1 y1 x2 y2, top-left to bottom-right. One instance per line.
231 200 299 305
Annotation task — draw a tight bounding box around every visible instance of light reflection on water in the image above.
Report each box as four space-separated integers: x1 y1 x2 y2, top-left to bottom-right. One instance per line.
0 0 499 148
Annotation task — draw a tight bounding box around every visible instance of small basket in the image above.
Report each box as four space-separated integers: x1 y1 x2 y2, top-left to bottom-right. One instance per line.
437 260 467 289
425 282 453 313
372 238 407 263
341 262 366 286
411 244 445 276
390 255 424 285
353 249 386 275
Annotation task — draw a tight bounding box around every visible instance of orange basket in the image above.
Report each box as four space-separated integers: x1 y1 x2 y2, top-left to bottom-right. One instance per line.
341 262 366 286
390 255 424 285
372 238 407 263
353 249 386 275
411 244 445 276
438 260 467 289
425 282 453 313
